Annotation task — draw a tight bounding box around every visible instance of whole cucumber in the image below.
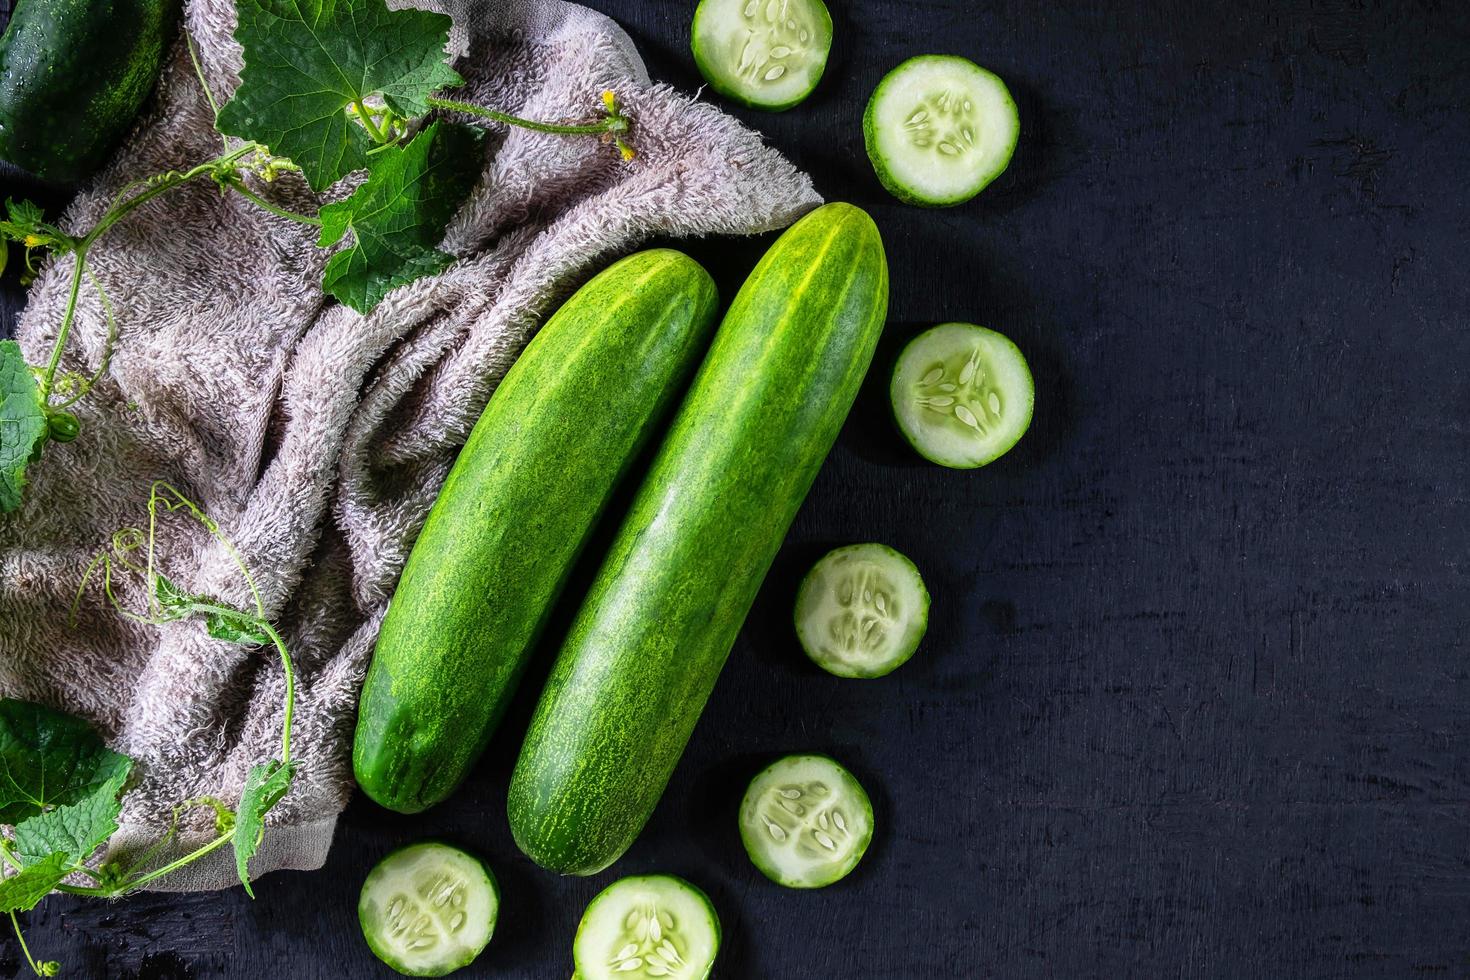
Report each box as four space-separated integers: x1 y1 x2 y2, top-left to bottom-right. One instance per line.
353 250 720 814
508 203 890 875
0 0 182 184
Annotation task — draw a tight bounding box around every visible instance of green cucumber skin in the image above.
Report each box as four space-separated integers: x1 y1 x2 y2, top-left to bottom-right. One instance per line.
353 250 720 815
508 203 889 875
0 0 182 183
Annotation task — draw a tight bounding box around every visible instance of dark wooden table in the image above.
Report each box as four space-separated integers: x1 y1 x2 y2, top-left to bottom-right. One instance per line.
5 1 1470 977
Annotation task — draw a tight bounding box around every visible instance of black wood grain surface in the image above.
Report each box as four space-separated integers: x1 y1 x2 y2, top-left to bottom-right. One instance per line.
3 1 1469 978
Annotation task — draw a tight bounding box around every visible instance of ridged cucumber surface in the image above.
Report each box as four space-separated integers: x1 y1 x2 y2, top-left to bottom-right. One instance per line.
508 203 890 875
0 0 181 183
353 250 720 814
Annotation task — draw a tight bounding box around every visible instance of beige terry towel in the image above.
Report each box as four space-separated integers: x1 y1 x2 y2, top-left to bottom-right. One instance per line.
0 0 819 890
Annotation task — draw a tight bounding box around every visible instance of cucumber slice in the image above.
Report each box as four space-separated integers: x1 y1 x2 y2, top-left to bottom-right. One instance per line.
739 754 874 889
573 875 721 980
691 0 833 111
358 842 499 977
891 322 1034 468
795 543 929 678
863 55 1019 207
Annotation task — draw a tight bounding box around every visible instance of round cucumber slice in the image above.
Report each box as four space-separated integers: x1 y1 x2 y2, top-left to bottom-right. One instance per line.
891 322 1034 469
691 0 833 111
863 55 1019 207
573 875 721 980
358 842 499 977
739 754 874 889
795 543 929 678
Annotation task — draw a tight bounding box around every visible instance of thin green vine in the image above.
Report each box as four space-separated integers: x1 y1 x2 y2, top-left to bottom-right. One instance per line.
427 90 636 159
27 142 260 407
1 3 644 964
223 179 323 226
8 910 55 977
1 481 299 975
50 269 117 411
0 1 637 517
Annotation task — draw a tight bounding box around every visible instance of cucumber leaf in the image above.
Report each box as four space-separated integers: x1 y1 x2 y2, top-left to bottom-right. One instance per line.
0 199 46 243
0 339 48 514
205 610 270 647
155 574 270 644
0 853 70 913
12 763 131 866
233 758 296 898
318 122 483 313
153 573 193 614
0 699 131 826
216 0 464 191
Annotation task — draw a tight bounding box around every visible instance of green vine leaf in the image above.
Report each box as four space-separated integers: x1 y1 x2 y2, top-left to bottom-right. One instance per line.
0 339 49 514
154 574 269 643
205 610 270 647
216 0 464 191
153 573 194 613
0 853 70 914
0 198 44 233
0 199 70 262
318 121 483 313
3 484 301 972
0 199 50 246
0 699 131 826
12 763 131 866
234 759 297 898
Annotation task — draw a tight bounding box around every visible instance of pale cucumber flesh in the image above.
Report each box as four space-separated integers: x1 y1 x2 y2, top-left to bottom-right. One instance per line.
864 55 1019 207
891 322 1034 468
739 754 875 889
795 543 929 678
358 842 499 977
573 875 720 980
692 0 833 110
